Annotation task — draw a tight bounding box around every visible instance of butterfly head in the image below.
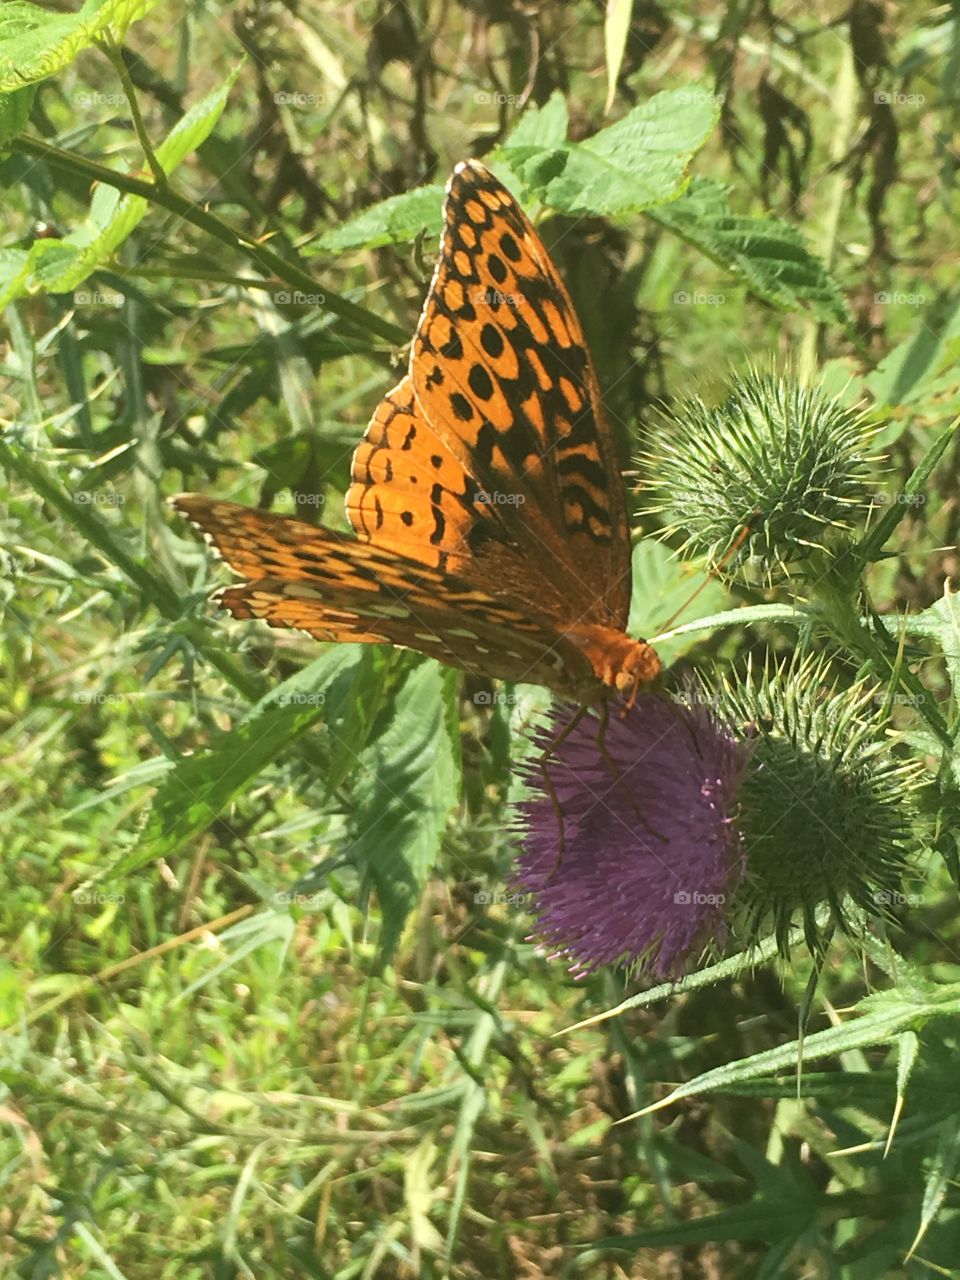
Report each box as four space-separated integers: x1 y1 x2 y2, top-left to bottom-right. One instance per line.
567 625 661 709
614 639 662 710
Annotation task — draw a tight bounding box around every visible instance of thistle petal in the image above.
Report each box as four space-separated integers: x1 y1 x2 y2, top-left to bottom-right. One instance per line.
514 695 751 977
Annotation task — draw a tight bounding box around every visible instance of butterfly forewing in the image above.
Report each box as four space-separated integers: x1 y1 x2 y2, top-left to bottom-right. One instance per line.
345 376 506 573
410 161 632 628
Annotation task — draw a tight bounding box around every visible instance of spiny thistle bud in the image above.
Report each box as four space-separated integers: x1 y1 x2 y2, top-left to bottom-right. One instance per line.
645 368 877 582
704 655 924 957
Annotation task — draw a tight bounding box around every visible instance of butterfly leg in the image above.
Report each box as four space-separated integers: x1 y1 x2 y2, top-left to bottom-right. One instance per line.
595 699 668 844
655 687 705 761
538 758 567 875
538 703 591 879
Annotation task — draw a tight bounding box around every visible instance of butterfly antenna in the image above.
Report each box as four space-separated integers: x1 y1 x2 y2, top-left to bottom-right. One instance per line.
654 516 757 636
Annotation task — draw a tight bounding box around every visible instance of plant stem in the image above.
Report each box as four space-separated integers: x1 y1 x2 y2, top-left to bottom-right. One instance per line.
99 36 167 187
812 560 952 747
10 136 408 349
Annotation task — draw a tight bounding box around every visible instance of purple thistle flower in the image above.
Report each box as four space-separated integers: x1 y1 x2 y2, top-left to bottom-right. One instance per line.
513 693 751 978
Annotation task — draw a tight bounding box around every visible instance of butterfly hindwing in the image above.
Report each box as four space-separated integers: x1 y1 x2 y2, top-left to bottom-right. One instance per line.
174 496 595 693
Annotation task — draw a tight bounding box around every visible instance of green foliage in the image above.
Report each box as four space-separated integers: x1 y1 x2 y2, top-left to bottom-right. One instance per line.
0 71 238 306
313 183 446 254
124 648 360 873
649 177 848 322
505 86 719 213
0 0 159 92
865 296 960 441
2 2 960 1277
352 660 459 961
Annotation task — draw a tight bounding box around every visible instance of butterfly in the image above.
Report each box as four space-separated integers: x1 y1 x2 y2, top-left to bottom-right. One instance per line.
174 160 661 709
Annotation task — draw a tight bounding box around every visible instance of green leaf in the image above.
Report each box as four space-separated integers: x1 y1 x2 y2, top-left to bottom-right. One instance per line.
0 0 160 93
909 1114 960 1259
311 183 445 254
507 86 718 216
0 248 29 292
629 980 960 1119
647 178 848 323
351 661 458 963
562 912 829 1034
581 1135 819 1258
886 1029 920 1156
603 0 634 113
310 91 705 255
910 581 960 701
116 649 364 873
581 1190 817 1252
865 295 960 412
502 90 568 150
0 69 238 306
856 414 959 563
0 83 34 144
653 602 810 645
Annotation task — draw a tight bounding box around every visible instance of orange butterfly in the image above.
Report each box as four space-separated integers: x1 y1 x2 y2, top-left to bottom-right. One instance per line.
174 161 660 707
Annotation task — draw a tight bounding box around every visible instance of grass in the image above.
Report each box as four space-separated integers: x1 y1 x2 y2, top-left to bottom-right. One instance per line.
2 2 960 1275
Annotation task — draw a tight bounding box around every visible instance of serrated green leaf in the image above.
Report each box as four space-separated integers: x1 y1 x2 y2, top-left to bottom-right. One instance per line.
0 69 237 306
563 912 830 1034
886 1029 920 1156
909 1113 960 1258
503 90 568 150
648 178 848 323
508 87 718 216
352 661 458 962
629 981 960 1119
116 648 364 872
0 0 160 93
311 183 444 254
309 92 707 255
0 240 73 303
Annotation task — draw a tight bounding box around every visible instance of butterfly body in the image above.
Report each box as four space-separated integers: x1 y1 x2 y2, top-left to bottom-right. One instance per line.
174 160 660 708
564 624 661 706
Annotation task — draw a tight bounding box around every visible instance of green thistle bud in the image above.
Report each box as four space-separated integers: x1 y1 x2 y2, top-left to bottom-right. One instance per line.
645 368 877 582
703 655 924 957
